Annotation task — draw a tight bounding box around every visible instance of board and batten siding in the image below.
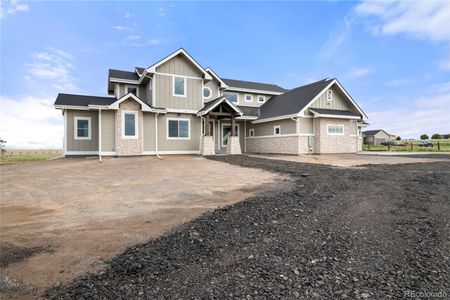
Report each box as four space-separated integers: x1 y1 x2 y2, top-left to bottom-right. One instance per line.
221 90 273 107
310 84 357 112
157 113 201 151
66 110 98 151
299 117 313 134
247 118 297 137
156 54 204 77
101 110 115 152
143 113 156 151
154 74 202 110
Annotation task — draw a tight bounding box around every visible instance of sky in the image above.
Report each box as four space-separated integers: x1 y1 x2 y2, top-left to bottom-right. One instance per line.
1 0 449 148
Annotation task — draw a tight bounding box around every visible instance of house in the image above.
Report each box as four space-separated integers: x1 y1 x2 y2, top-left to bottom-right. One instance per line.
363 129 390 145
54 48 368 157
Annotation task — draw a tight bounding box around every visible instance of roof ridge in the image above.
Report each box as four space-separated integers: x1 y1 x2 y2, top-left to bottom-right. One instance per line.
288 78 334 91
58 93 115 98
222 77 284 87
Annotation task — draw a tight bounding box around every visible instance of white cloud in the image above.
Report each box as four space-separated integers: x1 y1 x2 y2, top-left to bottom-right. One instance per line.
113 25 132 31
367 82 450 138
346 67 374 78
24 49 79 92
158 7 165 17
125 12 131 18
386 78 410 86
318 17 354 60
6 0 29 15
126 35 141 41
0 96 62 149
355 0 450 70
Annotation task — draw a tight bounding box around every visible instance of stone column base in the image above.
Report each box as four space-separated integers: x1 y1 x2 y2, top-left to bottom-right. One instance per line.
200 136 215 156
226 136 241 155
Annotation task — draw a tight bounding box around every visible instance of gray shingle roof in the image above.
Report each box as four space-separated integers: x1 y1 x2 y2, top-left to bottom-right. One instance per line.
135 67 145 74
198 96 242 116
237 106 259 117
309 108 360 117
222 78 289 93
362 129 384 136
109 69 140 81
55 94 117 106
258 78 332 120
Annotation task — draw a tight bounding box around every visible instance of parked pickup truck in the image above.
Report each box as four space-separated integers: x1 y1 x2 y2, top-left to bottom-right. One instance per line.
419 141 433 147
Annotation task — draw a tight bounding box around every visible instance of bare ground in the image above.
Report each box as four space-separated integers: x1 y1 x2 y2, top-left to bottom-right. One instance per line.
46 155 450 299
0 156 283 299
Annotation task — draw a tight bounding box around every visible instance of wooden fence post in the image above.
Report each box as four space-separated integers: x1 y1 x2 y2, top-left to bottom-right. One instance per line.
388 144 391 151
438 141 440 151
411 143 413 150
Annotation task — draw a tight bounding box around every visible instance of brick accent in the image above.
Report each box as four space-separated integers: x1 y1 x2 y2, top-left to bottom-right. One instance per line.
246 136 300 155
200 136 215 156
115 100 144 156
313 118 358 153
226 136 241 155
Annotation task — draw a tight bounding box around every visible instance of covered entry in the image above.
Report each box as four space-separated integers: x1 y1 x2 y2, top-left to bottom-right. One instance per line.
197 96 243 155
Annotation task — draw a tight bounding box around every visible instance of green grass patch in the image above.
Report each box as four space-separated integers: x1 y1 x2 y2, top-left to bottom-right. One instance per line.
0 152 61 164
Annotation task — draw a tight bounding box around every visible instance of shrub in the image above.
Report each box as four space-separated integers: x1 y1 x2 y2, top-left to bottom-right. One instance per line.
431 134 441 139
420 134 429 140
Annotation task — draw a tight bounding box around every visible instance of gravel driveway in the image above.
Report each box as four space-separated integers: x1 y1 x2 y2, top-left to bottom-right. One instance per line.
47 155 450 299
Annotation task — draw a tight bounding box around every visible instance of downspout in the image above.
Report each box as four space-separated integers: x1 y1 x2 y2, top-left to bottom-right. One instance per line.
99 108 102 163
155 112 162 160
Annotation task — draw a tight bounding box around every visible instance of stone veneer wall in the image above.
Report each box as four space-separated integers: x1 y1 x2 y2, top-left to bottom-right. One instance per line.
246 136 300 155
200 136 215 155
115 100 144 156
313 118 358 153
225 136 242 154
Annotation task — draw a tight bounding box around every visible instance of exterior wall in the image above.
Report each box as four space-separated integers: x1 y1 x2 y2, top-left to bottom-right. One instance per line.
221 90 274 107
101 110 115 152
66 110 98 152
154 74 202 110
247 118 297 136
143 113 156 151
115 82 152 106
204 79 220 101
115 100 144 156
314 118 358 153
310 84 358 113
299 117 313 134
246 136 300 155
157 113 201 152
156 54 203 77
363 131 390 145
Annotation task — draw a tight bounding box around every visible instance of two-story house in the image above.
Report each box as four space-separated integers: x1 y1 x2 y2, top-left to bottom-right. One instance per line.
54 48 368 157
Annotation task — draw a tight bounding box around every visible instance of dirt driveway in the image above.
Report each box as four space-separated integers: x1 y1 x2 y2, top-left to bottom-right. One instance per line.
0 156 282 299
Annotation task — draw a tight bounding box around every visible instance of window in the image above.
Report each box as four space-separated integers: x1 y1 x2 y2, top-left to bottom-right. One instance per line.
249 129 255 137
74 117 91 140
274 125 281 136
127 85 138 96
167 119 190 139
327 90 333 103
245 94 253 103
173 76 186 97
122 111 138 139
257 95 265 103
203 87 212 99
222 124 239 146
327 124 344 135
223 92 239 103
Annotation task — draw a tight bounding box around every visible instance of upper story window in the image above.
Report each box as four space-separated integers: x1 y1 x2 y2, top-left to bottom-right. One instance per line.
122 111 138 139
327 124 344 135
167 118 190 139
127 85 138 96
203 87 212 99
257 95 265 103
327 90 333 103
223 92 238 103
245 94 253 103
173 76 186 97
74 117 91 140
274 125 281 136
249 129 255 137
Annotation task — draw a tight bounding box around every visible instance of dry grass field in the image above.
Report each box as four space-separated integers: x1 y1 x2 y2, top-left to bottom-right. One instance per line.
0 149 62 164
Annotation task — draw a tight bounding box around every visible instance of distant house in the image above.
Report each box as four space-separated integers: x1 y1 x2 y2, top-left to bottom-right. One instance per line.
363 129 390 145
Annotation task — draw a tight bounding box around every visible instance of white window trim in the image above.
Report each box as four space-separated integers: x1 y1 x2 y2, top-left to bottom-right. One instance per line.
244 94 253 103
166 118 191 140
126 84 139 97
203 86 212 100
121 110 139 139
257 95 266 103
249 128 255 137
172 76 187 97
274 125 281 136
223 92 239 104
327 124 344 136
221 123 240 147
74 116 91 140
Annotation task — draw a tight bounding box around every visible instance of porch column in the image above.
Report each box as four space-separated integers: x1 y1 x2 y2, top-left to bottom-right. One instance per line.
205 113 210 136
231 114 236 136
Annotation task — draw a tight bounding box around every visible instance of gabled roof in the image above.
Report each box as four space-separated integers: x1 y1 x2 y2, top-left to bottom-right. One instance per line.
222 78 289 94
309 108 361 119
258 78 332 120
362 129 388 136
205 67 228 88
197 96 243 116
109 69 140 81
237 106 259 117
145 48 212 80
55 94 117 108
135 67 145 75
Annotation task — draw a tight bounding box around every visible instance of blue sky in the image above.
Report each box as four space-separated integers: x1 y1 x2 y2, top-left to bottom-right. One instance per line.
1 0 449 148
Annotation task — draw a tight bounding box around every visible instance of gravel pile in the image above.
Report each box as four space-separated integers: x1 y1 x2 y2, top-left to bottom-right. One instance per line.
47 156 450 299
